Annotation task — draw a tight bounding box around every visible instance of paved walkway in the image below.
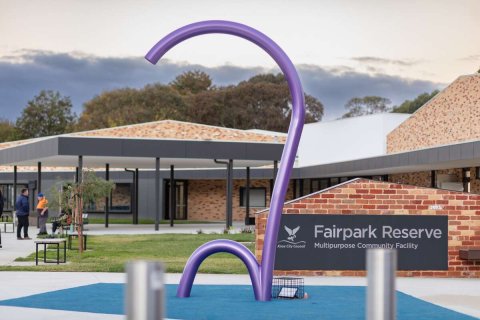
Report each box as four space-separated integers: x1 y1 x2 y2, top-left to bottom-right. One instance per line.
0 272 478 319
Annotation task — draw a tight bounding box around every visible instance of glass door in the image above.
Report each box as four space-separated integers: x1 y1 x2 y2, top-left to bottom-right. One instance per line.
164 180 188 220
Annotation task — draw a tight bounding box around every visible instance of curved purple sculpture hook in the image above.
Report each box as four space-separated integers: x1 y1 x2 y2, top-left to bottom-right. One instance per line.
145 20 305 301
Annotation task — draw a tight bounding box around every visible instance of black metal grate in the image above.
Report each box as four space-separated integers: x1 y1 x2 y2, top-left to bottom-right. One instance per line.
272 277 304 299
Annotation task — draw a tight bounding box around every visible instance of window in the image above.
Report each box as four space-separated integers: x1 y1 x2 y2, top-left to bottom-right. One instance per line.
0 184 28 211
240 187 267 208
110 183 132 213
83 183 132 213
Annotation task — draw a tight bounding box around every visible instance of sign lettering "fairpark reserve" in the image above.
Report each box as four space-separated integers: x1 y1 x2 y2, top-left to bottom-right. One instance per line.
313 225 443 250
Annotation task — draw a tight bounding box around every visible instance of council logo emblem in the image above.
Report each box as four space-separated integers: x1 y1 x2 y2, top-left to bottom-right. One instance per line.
277 225 307 248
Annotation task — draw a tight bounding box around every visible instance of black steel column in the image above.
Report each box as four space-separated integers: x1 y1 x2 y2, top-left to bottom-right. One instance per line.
155 158 160 231
75 167 79 183
431 170 436 188
226 159 233 228
36 162 42 227
78 156 83 183
135 168 139 224
105 163 110 228
245 167 250 225
273 160 278 183
37 162 42 193
169 165 175 227
13 165 17 211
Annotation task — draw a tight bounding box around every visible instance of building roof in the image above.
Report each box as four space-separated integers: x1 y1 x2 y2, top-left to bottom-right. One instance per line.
0 120 286 171
71 120 286 143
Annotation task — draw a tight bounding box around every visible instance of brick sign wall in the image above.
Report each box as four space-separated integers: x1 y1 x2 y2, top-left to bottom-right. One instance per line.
255 178 480 278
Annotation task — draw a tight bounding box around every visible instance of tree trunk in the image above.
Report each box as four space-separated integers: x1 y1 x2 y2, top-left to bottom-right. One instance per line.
77 196 84 253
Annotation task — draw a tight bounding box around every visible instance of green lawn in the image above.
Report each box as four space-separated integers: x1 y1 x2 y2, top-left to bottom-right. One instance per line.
0 234 255 273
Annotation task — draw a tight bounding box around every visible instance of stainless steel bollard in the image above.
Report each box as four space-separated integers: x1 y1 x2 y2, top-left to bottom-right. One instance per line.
126 261 165 320
366 249 397 320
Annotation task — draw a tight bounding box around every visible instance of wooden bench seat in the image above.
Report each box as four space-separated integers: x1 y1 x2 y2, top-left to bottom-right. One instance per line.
34 238 67 265
67 232 88 250
459 249 480 261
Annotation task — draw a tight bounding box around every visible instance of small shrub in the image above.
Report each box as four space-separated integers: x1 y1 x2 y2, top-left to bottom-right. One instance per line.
240 226 254 234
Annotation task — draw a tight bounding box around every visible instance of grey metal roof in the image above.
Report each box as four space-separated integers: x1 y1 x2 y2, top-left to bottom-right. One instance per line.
297 140 480 178
0 136 284 169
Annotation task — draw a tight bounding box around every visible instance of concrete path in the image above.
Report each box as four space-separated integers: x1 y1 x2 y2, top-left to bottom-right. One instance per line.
0 272 479 320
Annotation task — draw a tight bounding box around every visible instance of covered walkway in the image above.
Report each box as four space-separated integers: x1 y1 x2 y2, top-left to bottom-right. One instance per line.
0 134 283 229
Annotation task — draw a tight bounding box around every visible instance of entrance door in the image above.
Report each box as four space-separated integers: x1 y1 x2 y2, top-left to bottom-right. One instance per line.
164 180 188 220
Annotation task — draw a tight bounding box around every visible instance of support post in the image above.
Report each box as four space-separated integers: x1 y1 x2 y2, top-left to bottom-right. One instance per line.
77 156 84 252
155 158 160 231
135 168 139 224
366 249 397 320
245 167 250 225
169 165 175 227
273 160 278 183
75 167 79 183
13 165 17 216
37 162 42 193
105 163 110 228
78 156 83 183
227 159 233 228
36 162 42 228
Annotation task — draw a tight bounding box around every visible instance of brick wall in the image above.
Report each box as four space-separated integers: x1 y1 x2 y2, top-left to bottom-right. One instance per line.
388 169 463 189
255 178 480 278
387 74 480 153
188 179 294 222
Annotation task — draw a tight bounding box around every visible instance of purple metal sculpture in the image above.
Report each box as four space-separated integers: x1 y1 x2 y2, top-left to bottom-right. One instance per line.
145 20 305 301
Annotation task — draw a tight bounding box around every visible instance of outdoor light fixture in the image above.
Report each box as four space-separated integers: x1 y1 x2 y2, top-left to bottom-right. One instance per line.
145 20 306 301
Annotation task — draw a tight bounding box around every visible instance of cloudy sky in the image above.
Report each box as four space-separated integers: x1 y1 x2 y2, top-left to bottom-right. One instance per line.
1 0 479 120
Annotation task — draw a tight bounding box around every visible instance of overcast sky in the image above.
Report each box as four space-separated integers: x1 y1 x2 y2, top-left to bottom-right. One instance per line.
1 0 479 120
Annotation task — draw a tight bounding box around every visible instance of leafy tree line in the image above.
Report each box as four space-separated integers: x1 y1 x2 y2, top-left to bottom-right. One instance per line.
1 69 446 142
0 71 325 142
0 90 76 142
77 72 324 132
339 90 439 119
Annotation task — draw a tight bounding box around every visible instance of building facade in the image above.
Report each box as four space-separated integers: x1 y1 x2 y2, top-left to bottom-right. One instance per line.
0 74 479 230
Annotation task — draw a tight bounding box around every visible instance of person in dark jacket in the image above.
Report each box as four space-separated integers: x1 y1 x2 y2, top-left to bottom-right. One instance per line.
16 188 30 240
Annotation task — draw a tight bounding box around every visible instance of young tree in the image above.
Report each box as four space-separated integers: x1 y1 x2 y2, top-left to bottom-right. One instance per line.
16 90 76 139
391 90 439 114
49 171 114 252
341 96 391 118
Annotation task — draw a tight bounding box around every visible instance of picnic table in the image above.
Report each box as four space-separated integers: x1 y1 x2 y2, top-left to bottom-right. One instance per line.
0 213 14 233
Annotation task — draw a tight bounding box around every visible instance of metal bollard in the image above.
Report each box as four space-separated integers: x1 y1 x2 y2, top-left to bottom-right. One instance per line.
126 261 165 320
366 249 397 320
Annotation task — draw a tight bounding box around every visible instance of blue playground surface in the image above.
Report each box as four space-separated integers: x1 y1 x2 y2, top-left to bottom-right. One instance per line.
0 283 477 320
